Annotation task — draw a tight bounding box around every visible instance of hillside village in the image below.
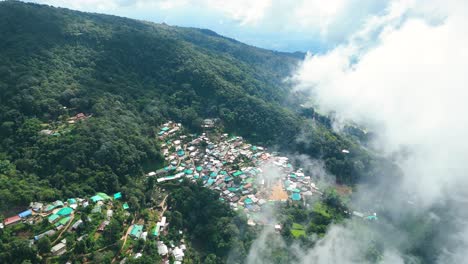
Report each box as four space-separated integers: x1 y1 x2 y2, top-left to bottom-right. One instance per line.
149 120 324 227
1 120 377 263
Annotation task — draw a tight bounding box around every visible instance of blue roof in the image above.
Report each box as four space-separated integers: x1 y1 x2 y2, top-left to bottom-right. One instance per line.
19 210 32 218
291 193 301 201
206 179 215 186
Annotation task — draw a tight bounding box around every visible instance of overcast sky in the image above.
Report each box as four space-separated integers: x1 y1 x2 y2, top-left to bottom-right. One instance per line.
25 0 390 53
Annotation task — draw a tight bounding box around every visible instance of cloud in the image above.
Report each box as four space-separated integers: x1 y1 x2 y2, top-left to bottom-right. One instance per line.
289 0 468 262
293 0 468 206
27 0 390 50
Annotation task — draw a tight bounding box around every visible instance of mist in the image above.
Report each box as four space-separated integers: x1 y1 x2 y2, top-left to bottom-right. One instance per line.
245 0 468 263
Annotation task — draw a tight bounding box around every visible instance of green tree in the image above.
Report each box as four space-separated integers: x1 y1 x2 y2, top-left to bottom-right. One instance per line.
37 236 51 254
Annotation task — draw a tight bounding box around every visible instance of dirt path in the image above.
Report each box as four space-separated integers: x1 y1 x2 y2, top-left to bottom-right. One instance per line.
111 216 135 263
52 213 75 244
159 195 169 218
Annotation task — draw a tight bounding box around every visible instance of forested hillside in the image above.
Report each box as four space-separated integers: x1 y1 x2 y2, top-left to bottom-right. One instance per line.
0 1 394 212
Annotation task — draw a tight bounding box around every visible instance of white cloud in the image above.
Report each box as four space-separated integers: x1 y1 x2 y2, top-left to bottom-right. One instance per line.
293 0 468 206
28 0 389 46
291 0 468 262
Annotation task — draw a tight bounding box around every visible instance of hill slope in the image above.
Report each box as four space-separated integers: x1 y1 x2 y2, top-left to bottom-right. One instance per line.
0 1 388 211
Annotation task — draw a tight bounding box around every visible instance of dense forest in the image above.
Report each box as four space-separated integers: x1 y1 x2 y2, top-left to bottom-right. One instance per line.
0 1 398 213
0 1 407 263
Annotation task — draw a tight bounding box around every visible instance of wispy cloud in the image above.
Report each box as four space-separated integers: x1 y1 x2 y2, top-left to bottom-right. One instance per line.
290 0 468 262
26 0 389 51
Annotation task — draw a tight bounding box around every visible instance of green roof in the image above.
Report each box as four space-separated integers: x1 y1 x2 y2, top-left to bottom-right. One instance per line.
91 195 103 202
45 204 56 212
123 203 129 210
220 170 227 175
233 171 243 177
68 198 77 204
91 192 111 202
210 172 218 177
158 131 165 136
293 188 301 193
114 192 122 200
96 192 111 200
196 166 203 172
56 207 73 216
207 178 215 186
251 146 258 151
56 216 71 226
130 225 143 237
48 214 59 222
185 169 193 175
244 198 253 205
161 127 170 131
152 226 159 236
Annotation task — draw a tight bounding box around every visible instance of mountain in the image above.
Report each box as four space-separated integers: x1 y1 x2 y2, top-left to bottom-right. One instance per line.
0 2 405 263
0 1 391 214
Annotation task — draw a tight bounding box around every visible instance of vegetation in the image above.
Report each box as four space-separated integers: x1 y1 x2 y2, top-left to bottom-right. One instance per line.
164 181 254 263
0 0 393 212
0 1 403 263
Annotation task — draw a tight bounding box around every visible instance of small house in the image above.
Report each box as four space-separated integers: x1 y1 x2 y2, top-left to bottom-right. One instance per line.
51 239 67 256
4 215 21 226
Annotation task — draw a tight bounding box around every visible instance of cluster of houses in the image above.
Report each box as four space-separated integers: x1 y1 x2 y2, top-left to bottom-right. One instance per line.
147 122 323 226
39 112 91 137
1 191 126 257
67 112 91 124
157 239 187 264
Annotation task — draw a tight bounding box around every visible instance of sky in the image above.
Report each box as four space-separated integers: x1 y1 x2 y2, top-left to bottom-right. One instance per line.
25 0 390 53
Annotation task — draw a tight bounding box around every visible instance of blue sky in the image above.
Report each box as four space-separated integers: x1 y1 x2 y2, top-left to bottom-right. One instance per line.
25 0 390 53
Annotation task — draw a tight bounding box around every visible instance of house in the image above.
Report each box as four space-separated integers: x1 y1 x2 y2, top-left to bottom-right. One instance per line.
107 209 113 219
35 229 56 241
18 210 32 218
39 129 54 136
353 211 364 218
157 241 168 256
91 192 111 203
97 220 110 232
291 193 301 201
140 232 148 241
55 216 71 228
48 214 60 223
4 215 21 226
173 247 185 261
130 224 143 239
71 219 83 230
113 192 122 200
202 119 216 128
56 207 73 217
30 202 44 212
51 239 67 256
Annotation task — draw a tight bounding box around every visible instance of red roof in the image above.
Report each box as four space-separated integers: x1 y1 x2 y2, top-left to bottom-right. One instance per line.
4 215 21 226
